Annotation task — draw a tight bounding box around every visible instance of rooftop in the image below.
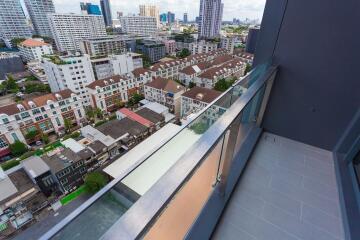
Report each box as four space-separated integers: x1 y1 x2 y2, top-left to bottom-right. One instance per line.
19 39 50 48
182 87 222 103
145 77 185 93
118 108 154 127
97 118 148 140
42 148 83 173
86 75 128 89
136 108 165 124
22 156 50 179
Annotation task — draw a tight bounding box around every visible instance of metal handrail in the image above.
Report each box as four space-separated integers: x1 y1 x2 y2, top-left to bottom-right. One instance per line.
40 64 276 240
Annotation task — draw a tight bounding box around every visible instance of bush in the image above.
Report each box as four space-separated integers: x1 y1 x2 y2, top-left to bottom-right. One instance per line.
94 120 107 127
19 151 35 160
25 129 39 140
1 160 20 171
84 172 108 194
63 131 81 141
109 114 117 120
9 141 28 157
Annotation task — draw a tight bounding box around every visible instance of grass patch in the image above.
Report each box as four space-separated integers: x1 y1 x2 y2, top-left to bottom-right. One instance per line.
60 185 86 205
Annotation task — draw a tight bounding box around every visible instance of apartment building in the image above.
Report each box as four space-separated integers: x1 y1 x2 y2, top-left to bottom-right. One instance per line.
86 75 129 113
130 67 152 93
100 0 112 27
79 36 127 57
18 39 53 62
27 60 48 83
220 37 235 54
189 40 218 54
136 40 166 63
120 16 157 36
198 0 223 39
149 58 187 79
163 40 176 56
195 59 246 88
0 0 32 48
24 0 55 37
48 13 107 52
42 54 96 106
139 5 160 28
181 86 222 117
0 53 25 80
178 62 210 86
144 77 186 115
0 89 85 155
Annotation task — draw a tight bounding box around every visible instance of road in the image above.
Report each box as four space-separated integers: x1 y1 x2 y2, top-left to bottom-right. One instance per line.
12 194 90 240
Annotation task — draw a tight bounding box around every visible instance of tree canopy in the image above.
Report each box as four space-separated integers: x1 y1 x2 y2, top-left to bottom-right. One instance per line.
9 141 28 157
84 172 108 194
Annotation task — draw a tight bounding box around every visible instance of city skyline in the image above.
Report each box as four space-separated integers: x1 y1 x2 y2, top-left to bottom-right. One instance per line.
20 0 265 21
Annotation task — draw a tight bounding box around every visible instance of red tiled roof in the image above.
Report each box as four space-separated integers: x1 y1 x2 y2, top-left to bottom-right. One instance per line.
179 62 210 75
132 68 150 78
145 77 185 93
86 75 128 89
182 87 222 103
118 108 153 127
20 39 50 47
199 59 245 79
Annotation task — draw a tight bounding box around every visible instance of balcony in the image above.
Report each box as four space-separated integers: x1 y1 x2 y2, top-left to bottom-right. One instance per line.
40 62 346 240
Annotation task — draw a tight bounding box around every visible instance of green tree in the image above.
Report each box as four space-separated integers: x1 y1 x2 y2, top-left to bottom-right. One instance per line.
85 107 95 121
3 76 19 93
177 48 191 58
24 83 50 94
84 172 108 194
64 119 72 133
10 38 26 48
128 93 144 106
245 63 252 75
214 78 231 92
94 107 103 120
25 129 39 140
188 82 196 89
41 133 49 144
9 141 28 157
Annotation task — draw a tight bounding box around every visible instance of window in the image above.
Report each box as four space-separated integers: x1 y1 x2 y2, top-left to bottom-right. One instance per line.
2 118 9 124
50 104 55 109
77 109 82 118
0 137 8 148
15 115 21 121
21 112 30 119
32 109 41 115
55 117 61 126
41 107 46 112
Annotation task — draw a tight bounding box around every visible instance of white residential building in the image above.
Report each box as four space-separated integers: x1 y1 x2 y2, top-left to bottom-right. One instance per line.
189 40 218 55
144 77 186 115
24 0 55 37
181 86 222 117
42 54 96 106
18 39 53 62
48 13 107 52
0 0 32 48
79 36 127 57
139 5 160 28
0 89 86 156
120 16 157 36
178 62 210 86
198 0 223 39
27 60 48 83
221 37 235 54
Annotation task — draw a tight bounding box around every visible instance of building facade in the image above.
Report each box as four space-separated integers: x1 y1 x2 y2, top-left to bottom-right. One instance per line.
144 77 186 115
120 16 157 36
167 12 175 24
0 0 32 47
80 2 101 15
183 13 188 23
136 40 166 63
0 53 25 80
79 36 127 57
0 89 86 155
42 54 96 106
18 38 53 62
48 13 107 52
24 0 55 37
189 40 218 54
139 5 160 28
198 0 223 39
220 37 235 54
100 0 112 27
163 40 176 56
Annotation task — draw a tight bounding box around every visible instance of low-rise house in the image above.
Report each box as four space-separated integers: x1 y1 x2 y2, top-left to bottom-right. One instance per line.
18 38 53 62
27 61 48 84
144 77 186 115
129 68 152 94
0 89 86 154
141 101 175 123
195 59 246 88
178 62 210 86
181 87 222 117
149 58 187 79
233 49 254 64
86 75 129 113
136 108 165 130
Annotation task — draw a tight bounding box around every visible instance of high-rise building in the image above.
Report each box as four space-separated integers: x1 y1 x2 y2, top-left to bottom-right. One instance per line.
0 0 32 47
139 5 160 28
48 13 107 52
245 26 260 54
120 16 157 36
198 0 223 39
100 0 112 27
167 12 175 24
24 0 55 38
42 53 96 106
160 13 167 23
80 2 102 15
183 13 188 23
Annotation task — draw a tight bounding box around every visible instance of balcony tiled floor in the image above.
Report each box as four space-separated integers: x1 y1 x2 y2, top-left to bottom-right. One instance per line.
212 133 344 240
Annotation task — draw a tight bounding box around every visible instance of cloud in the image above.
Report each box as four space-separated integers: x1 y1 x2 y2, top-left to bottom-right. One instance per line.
53 0 266 21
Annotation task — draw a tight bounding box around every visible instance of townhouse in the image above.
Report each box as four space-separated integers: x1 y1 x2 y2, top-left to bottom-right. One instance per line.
18 38 53 62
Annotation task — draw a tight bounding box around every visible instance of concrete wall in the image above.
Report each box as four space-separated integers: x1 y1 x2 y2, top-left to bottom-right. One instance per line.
255 0 360 151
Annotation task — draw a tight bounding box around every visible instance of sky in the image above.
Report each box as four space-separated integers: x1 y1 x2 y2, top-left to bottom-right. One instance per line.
49 0 266 21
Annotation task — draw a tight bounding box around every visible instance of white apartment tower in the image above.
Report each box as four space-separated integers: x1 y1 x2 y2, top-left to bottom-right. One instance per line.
42 54 96 106
120 16 157 35
24 0 55 37
48 13 107 52
139 5 160 28
198 0 224 39
0 0 32 47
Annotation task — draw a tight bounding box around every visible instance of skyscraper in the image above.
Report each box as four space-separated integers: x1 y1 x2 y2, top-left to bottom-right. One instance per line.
183 13 188 23
0 0 32 47
160 13 167 23
24 0 55 37
100 0 112 27
80 2 101 15
48 13 107 51
139 5 160 28
198 0 223 39
167 12 175 24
